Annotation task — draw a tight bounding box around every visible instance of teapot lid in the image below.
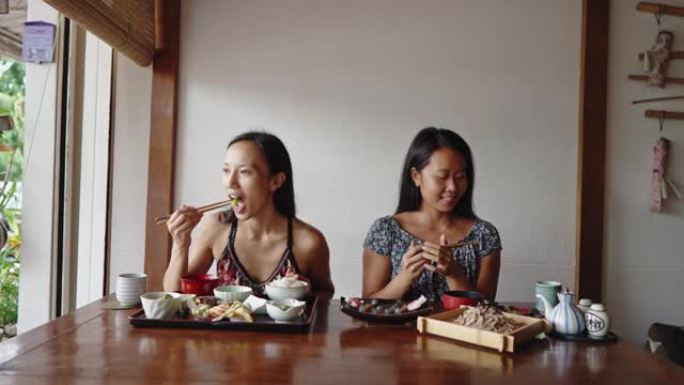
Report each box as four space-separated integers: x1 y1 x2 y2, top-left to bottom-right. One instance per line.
590 303 605 311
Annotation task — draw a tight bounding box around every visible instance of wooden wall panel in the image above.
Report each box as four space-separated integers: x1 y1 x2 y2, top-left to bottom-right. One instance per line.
144 0 180 290
575 0 609 301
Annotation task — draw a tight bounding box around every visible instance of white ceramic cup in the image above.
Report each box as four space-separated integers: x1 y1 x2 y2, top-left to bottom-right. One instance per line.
115 273 148 305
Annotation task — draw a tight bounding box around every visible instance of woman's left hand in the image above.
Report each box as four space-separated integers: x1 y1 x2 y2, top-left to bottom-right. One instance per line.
420 234 464 278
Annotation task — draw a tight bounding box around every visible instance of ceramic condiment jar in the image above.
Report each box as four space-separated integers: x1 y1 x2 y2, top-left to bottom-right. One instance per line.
536 290 586 335
585 303 610 338
578 298 593 314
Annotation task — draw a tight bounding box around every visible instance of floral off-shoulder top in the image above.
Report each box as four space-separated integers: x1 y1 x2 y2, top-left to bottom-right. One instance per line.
363 216 502 302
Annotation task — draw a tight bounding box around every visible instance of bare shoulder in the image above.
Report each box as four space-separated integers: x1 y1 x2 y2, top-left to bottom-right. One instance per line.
291 217 328 257
393 211 416 222
196 211 232 241
392 211 416 228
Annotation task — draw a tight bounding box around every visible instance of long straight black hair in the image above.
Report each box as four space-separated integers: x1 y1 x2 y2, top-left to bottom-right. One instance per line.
221 131 296 223
395 127 476 219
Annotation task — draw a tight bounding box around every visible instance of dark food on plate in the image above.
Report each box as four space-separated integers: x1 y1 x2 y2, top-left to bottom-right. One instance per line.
452 303 524 334
344 297 423 315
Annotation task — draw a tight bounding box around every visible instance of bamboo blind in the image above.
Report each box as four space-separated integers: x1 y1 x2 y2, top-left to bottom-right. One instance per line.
44 0 154 66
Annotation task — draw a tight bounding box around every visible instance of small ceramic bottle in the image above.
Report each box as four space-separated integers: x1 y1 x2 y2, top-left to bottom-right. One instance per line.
578 298 593 314
585 303 610 338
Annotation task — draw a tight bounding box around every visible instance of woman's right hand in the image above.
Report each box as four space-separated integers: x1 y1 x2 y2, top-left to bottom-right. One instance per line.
397 241 426 284
166 205 203 248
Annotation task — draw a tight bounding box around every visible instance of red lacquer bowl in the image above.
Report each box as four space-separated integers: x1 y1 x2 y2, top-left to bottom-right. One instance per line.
180 274 220 296
441 290 484 310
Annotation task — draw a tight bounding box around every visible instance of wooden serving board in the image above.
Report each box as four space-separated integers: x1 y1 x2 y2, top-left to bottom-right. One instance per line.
417 306 550 353
128 296 318 333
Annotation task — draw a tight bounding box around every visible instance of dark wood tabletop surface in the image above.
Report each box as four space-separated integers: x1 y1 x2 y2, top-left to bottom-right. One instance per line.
1 295 683 384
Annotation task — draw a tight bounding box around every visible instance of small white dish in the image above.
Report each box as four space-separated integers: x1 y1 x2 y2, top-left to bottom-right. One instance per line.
140 292 181 319
265 281 309 300
266 299 306 321
214 285 252 303
243 295 268 314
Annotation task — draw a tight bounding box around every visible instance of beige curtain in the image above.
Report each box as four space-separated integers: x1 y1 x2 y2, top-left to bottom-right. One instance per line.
43 0 154 66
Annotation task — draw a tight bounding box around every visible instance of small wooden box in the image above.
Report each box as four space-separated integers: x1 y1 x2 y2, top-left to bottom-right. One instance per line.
417 307 549 353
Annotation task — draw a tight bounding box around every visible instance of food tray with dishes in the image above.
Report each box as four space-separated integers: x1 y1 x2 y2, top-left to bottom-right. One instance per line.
417 303 549 353
129 295 318 333
340 296 433 324
129 275 318 333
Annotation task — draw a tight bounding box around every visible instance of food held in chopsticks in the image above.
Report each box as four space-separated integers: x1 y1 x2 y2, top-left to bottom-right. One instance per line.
452 303 523 334
230 196 241 207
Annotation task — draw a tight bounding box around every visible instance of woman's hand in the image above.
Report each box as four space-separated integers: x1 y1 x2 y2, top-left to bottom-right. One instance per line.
397 241 427 284
420 234 466 279
166 205 203 248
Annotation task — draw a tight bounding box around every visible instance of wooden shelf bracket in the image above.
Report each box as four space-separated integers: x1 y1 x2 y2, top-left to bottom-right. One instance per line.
636 2 684 18
645 109 684 120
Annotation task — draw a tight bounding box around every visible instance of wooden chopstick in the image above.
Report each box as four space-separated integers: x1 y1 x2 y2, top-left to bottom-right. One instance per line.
154 199 233 225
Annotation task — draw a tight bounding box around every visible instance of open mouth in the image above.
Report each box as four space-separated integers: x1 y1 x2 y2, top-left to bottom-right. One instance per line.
228 195 246 214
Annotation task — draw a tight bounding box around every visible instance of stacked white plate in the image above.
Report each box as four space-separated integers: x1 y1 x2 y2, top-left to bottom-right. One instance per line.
115 273 148 306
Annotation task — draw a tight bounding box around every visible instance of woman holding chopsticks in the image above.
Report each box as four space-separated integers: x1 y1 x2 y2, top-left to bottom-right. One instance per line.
163 132 334 297
362 127 501 302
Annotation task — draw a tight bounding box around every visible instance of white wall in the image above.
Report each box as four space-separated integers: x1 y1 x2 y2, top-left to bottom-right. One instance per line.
605 0 684 343
102 0 684 345
107 53 152 292
18 0 60 333
174 0 581 300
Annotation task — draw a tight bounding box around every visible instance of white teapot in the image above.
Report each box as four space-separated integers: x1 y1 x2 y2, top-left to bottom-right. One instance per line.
536 290 585 335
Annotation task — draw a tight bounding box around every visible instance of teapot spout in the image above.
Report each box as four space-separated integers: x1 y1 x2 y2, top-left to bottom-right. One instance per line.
535 294 553 320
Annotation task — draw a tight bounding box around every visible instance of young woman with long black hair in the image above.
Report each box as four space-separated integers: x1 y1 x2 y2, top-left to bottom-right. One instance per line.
163 132 334 297
362 127 501 302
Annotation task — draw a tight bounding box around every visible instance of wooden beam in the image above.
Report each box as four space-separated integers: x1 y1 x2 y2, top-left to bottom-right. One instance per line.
636 2 684 17
144 0 180 291
633 95 684 104
645 110 684 120
575 0 609 301
628 74 684 85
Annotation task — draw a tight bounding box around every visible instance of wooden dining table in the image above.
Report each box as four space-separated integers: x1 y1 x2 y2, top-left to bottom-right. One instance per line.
1 295 682 384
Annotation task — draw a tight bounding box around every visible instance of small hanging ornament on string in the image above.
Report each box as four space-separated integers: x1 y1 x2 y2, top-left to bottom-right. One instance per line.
639 12 674 88
650 117 681 212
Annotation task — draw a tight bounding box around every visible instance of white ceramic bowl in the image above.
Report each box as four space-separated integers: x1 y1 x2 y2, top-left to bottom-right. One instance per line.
140 292 181 319
264 281 309 300
266 299 306 321
214 285 252 303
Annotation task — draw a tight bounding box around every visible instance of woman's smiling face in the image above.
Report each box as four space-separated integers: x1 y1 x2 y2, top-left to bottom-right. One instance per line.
411 147 468 213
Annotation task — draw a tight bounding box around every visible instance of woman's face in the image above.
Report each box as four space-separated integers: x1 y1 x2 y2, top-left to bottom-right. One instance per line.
222 140 283 219
412 147 468 213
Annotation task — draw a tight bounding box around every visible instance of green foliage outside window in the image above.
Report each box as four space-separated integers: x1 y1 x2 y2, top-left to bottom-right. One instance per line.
0 57 24 326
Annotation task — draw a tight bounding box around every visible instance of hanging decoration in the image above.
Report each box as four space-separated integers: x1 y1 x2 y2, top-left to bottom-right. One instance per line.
629 2 684 85
650 115 681 212
640 29 674 87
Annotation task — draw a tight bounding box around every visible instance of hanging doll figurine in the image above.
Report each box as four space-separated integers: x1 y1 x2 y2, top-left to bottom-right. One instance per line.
651 136 682 212
641 30 674 87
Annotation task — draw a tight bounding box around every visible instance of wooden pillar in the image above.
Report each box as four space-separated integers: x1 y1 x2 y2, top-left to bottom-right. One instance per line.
144 0 180 290
575 0 609 301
